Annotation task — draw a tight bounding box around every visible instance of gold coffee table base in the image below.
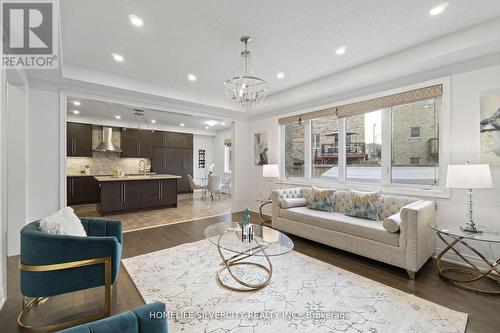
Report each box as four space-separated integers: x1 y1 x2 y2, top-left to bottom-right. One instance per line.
436 232 500 295
216 235 273 292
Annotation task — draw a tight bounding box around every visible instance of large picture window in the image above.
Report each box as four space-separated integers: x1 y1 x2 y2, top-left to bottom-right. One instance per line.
284 122 305 178
391 98 440 185
345 110 382 183
312 115 338 180
279 83 445 191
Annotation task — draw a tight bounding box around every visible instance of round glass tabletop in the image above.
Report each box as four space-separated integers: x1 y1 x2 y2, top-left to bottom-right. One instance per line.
430 225 500 243
204 221 294 257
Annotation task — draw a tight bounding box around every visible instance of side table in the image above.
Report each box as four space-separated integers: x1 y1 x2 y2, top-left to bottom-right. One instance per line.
256 199 272 225
431 225 500 295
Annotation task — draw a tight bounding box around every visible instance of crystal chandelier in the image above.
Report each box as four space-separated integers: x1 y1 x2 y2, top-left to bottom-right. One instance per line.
224 36 267 109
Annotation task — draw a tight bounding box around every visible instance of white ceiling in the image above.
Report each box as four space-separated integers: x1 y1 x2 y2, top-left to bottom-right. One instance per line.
66 97 231 132
59 0 500 112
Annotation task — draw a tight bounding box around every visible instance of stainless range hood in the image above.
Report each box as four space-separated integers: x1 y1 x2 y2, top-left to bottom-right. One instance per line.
94 127 122 152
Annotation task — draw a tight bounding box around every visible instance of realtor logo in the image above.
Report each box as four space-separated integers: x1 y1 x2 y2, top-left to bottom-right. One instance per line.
1 0 59 68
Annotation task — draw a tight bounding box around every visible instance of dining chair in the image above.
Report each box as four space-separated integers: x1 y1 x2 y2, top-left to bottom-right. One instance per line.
207 175 222 200
187 174 207 199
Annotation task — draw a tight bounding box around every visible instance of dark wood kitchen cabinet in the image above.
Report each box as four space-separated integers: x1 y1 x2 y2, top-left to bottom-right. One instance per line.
98 181 123 213
142 179 177 208
121 128 153 158
153 131 193 149
97 178 178 215
122 181 143 210
67 176 99 205
67 122 92 157
152 147 193 193
161 179 177 204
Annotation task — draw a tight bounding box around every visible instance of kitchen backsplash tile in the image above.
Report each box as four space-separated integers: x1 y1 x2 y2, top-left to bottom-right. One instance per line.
66 126 151 175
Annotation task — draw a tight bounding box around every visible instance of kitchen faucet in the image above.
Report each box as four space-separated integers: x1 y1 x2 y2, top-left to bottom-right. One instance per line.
139 159 146 175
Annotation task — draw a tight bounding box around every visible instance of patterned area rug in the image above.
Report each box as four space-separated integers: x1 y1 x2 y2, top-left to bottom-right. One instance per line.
122 240 467 333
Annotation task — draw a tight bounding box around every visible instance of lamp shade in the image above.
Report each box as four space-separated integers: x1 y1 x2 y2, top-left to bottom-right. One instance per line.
262 164 280 178
445 164 493 189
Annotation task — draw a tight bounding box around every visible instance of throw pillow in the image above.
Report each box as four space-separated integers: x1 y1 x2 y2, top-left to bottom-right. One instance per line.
383 212 402 233
39 207 87 237
306 187 335 212
280 197 308 208
345 190 381 220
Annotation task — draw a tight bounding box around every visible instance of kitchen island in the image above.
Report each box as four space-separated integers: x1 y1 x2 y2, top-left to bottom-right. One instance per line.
95 174 181 215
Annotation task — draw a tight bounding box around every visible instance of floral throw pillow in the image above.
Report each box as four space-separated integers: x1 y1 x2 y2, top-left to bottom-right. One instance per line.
306 187 335 212
345 190 381 220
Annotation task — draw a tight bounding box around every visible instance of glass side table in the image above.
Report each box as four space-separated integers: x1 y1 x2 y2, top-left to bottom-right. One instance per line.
430 225 500 295
256 199 272 225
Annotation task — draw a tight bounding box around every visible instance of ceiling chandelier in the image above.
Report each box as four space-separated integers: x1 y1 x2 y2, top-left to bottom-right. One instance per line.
224 36 267 109
133 109 146 130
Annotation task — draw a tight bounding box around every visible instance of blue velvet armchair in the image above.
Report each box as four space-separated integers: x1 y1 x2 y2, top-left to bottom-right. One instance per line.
19 218 123 332
58 302 169 333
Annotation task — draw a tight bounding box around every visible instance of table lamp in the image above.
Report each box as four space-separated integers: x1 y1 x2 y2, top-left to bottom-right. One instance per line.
446 162 493 233
262 164 280 199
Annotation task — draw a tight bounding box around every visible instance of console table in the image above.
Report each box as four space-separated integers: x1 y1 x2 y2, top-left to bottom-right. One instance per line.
431 225 500 295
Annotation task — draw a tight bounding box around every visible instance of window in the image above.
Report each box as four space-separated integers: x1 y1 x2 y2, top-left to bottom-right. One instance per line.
284 122 305 178
345 110 382 183
224 141 232 174
312 115 338 180
391 98 440 185
312 133 320 149
279 83 445 191
410 127 421 138
410 157 420 165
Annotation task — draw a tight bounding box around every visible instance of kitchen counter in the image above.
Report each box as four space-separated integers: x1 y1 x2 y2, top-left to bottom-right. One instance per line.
94 174 181 182
96 174 181 215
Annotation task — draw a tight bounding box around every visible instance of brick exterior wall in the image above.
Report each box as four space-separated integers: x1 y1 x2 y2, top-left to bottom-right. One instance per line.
392 101 440 166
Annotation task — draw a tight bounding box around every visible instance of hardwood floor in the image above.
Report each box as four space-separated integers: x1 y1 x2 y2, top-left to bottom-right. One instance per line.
0 212 498 332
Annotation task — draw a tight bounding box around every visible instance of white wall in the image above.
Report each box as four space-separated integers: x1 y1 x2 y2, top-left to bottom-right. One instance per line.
27 87 61 222
6 82 29 256
213 128 231 177
0 68 6 309
243 63 500 263
193 134 214 180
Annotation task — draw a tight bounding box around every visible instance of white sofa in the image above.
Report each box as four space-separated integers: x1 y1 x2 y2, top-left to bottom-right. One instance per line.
271 188 436 279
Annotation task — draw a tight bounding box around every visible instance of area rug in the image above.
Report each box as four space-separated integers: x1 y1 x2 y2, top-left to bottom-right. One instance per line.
122 240 467 333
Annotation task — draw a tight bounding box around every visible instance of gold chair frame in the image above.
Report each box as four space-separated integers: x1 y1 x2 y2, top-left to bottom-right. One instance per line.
18 256 112 332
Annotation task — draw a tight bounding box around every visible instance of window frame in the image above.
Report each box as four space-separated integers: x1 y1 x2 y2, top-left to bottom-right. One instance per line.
409 126 421 138
224 143 232 174
278 77 450 198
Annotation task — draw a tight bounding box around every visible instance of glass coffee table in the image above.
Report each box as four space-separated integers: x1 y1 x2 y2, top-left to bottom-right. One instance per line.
204 221 293 292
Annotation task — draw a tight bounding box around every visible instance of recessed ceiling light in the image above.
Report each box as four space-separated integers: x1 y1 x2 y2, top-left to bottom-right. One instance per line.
205 126 210 130
72 110 80 114
205 120 218 127
221 122 226 126
430 3 448 16
335 46 347 55
276 72 285 79
111 53 124 62
129 14 143 27
151 119 156 123
188 74 197 82
72 100 81 106
114 115 121 119
180 123 185 127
